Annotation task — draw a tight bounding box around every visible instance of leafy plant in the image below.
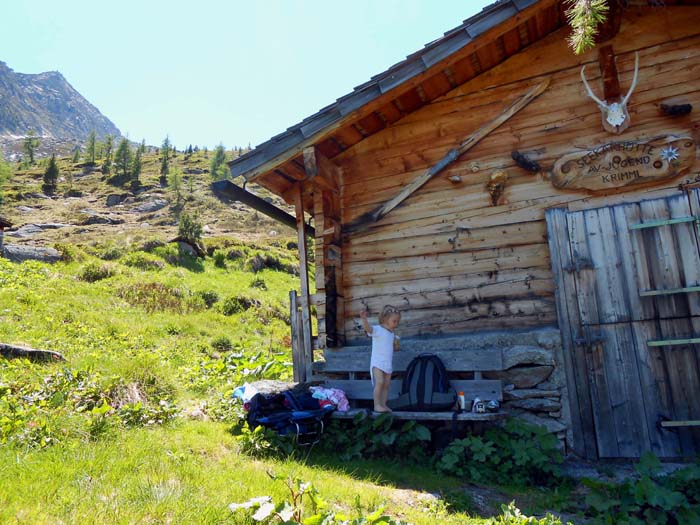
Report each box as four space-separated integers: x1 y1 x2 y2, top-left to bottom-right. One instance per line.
79 261 117 282
318 412 431 462
487 502 572 525
582 452 700 524
437 418 563 486
229 472 409 524
121 251 165 271
116 282 186 312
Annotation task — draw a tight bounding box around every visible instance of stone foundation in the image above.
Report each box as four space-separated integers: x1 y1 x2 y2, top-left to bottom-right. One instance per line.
385 327 571 451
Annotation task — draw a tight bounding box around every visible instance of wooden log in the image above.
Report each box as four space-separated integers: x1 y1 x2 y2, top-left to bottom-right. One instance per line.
0 343 64 362
343 78 551 233
211 179 314 237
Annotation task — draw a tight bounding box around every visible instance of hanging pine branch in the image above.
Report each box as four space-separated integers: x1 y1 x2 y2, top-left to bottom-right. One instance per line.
565 0 609 55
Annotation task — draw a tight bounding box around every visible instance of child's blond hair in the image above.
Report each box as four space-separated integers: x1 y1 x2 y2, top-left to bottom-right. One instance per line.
378 305 400 324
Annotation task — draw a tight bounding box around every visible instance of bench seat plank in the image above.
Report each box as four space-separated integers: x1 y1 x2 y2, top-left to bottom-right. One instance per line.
331 408 507 421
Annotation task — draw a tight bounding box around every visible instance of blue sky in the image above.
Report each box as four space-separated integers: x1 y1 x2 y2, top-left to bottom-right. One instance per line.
2 1 494 149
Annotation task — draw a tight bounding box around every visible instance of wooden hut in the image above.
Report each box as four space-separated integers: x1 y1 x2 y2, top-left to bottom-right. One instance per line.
229 0 700 459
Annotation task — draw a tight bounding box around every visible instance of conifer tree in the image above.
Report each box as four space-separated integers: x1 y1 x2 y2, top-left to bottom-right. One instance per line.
565 0 609 55
23 131 40 165
72 146 81 163
114 138 132 179
42 154 59 194
102 135 114 174
168 167 184 205
160 135 171 179
85 130 97 164
131 147 142 190
210 143 228 180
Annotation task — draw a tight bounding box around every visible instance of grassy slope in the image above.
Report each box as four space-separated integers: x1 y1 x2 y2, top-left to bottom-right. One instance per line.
0 255 491 525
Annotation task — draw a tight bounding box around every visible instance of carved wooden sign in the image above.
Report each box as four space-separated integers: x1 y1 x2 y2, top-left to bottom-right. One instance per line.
551 135 696 192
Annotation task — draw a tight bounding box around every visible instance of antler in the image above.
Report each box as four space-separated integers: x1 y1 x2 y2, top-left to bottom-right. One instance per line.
580 64 607 110
620 51 640 106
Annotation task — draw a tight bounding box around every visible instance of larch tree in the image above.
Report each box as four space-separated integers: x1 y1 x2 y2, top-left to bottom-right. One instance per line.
42 154 59 194
85 130 97 164
102 135 114 174
210 143 228 181
565 0 609 55
114 138 132 180
23 131 40 165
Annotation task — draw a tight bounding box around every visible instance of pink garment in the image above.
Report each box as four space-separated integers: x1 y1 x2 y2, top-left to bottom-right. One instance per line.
310 386 350 412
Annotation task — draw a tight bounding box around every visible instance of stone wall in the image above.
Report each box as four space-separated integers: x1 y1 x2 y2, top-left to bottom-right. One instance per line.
401 327 571 451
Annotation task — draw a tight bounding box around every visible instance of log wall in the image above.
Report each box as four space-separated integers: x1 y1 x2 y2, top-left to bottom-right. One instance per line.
330 8 700 342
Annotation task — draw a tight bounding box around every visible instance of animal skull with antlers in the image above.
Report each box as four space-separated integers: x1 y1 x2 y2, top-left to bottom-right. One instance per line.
581 52 639 134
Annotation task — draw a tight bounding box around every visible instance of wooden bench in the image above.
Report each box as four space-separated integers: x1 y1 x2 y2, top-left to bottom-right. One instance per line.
314 341 506 422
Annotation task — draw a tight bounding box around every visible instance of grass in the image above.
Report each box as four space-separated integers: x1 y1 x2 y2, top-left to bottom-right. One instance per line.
0 248 520 525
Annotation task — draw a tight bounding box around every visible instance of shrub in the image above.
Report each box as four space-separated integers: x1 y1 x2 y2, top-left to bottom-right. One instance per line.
317 413 431 462
437 418 563 486
53 242 86 262
245 252 297 274
583 453 700 524
486 502 572 525
212 250 227 269
94 242 126 261
152 244 180 265
196 289 219 308
79 261 116 282
220 294 261 316
211 335 234 352
121 251 165 271
116 282 186 313
249 276 267 290
178 211 203 244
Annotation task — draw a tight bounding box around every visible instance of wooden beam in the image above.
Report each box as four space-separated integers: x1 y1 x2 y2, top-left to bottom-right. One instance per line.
211 180 315 237
344 78 550 233
303 147 341 194
598 45 621 102
294 184 314 380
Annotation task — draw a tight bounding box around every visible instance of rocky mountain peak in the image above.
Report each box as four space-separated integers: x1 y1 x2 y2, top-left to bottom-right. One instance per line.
0 61 121 160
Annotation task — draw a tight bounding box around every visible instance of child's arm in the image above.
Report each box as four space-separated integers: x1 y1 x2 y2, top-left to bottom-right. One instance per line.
359 308 372 336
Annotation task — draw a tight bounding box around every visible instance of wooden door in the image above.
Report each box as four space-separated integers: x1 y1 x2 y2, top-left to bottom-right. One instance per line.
547 191 700 458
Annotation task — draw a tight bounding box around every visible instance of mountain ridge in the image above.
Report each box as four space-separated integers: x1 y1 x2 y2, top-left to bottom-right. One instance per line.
0 60 121 160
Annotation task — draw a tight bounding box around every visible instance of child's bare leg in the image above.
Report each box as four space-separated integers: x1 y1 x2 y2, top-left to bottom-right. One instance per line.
372 367 389 412
381 372 392 412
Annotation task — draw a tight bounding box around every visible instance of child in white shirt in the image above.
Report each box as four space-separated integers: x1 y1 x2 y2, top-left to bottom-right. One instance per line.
360 305 401 413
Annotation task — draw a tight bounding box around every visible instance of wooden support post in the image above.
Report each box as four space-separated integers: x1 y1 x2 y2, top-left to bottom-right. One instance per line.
344 78 550 233
289 290 304 382
293 183 314 380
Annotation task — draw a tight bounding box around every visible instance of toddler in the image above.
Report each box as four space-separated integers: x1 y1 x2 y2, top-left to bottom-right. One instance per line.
360 305 401 413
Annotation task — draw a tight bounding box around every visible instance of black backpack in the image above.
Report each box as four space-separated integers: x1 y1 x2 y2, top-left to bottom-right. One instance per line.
245 390 334 445
389 353 457 411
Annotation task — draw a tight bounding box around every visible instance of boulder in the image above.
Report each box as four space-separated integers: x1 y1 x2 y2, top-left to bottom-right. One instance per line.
518 412 567 434
505 398 562 412
106 193 128 207
503 345 555 369
503 388 560 400
485 365 553 388
6 224 43 238
133 198 168 213
2 244 61 263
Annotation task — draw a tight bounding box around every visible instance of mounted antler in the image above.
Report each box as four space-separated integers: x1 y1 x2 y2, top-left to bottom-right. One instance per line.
581 51 639 134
